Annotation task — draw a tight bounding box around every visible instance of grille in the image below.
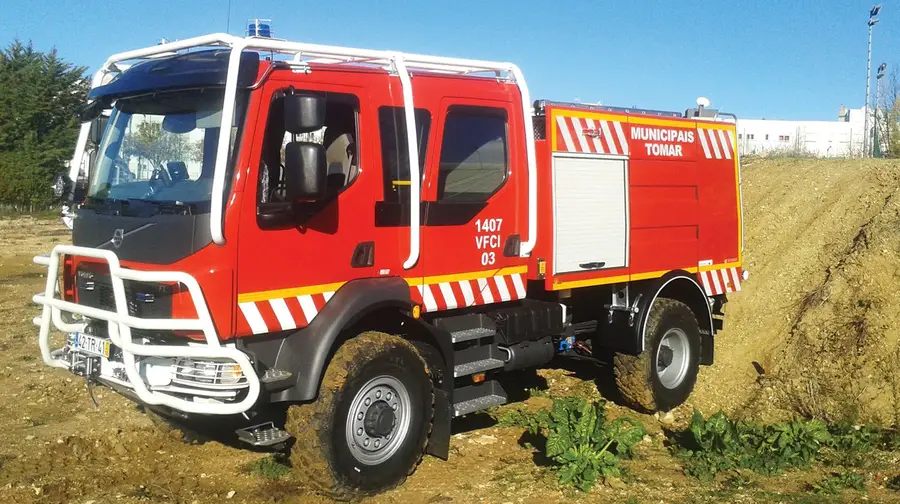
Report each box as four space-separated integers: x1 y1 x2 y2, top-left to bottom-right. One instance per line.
532 116 546 140
75 267 174 340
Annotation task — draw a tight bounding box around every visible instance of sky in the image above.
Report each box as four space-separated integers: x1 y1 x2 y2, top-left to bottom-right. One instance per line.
1 0 898 121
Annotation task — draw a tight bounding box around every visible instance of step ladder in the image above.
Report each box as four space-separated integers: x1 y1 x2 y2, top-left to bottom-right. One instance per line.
433 313 509 417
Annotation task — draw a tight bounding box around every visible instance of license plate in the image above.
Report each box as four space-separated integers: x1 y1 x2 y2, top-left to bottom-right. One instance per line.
73 333 110 358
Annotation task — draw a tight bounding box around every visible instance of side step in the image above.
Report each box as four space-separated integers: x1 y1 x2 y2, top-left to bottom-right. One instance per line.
451 327 495 344
433 313 498 344
236 422 292 447
452 380 508 417
454 357 504 378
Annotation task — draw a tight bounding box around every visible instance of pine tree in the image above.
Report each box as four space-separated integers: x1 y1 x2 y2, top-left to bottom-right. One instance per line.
0 38 88 210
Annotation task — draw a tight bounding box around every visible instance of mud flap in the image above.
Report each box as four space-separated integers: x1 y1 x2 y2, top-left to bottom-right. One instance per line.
427 389 451 460
700 331 714 366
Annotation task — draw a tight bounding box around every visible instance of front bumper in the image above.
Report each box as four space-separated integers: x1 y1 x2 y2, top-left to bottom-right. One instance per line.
32 244 261 415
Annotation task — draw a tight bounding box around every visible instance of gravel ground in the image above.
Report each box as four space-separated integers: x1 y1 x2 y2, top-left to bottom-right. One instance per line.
3 158 900 503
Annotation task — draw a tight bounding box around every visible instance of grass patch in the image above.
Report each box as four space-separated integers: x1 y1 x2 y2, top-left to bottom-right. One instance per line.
527 386 549 398
808 471 865 495
671 410 900 482
492 396 645 493
242 454 291 480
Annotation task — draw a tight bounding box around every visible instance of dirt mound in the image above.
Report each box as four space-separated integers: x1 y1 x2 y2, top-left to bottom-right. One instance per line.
690 157 900 426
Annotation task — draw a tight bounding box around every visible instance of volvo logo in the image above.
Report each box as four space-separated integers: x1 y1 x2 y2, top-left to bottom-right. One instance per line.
111 229 124 249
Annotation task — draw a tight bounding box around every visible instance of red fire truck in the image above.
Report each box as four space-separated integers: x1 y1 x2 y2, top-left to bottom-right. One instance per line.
34 29 745 497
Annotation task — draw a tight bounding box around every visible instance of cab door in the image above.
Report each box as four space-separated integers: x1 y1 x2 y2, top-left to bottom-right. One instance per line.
234 77 386 336
417 97 528 313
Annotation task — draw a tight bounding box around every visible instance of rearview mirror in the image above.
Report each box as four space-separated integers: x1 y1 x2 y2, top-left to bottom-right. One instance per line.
284 141 327 200
78 98 110 123
162 113 197 134
284 94 325 134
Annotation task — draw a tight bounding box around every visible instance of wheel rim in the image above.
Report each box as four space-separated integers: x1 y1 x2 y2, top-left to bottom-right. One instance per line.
345 375 412 466
655 328 690 389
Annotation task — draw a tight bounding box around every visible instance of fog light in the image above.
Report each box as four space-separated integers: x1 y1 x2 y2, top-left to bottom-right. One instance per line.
140 358 173 387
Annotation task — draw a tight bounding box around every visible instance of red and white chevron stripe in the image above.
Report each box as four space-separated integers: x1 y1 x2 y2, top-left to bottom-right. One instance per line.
412 272 527 313
555 116 630 155
237 272 528 335
697 128 735 160
698 267 742 296
238 291 336 335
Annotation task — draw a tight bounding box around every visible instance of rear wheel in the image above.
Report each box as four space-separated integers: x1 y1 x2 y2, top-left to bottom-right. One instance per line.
285 332 433 499
613 298 701 412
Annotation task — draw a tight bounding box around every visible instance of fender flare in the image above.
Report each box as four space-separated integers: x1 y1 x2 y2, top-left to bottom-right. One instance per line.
633 271 714 360
265 276 416 402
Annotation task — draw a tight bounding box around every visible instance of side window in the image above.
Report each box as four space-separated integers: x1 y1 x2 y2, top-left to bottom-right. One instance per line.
436 106 508 202
378 106 431 203
258 90 360 204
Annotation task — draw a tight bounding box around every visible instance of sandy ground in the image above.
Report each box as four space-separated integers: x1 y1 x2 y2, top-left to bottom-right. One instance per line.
2 158 900 503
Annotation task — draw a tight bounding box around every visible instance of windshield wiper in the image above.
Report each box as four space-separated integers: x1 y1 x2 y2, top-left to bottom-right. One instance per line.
146 200 198 215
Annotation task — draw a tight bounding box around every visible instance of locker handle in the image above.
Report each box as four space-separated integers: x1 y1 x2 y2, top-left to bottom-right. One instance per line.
578 261 606 270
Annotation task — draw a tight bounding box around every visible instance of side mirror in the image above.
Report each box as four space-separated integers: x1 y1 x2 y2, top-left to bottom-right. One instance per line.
284 142 327 200
284 94 325 134
89 116 109 146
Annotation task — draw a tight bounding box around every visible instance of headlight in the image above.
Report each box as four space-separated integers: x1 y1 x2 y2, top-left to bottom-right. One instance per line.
174 358 245 386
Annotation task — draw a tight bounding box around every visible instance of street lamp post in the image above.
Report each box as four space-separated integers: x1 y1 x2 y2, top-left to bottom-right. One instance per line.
864 4 882 157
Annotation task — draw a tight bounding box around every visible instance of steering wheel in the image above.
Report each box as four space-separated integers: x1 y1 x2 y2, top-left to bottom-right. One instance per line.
146 165 173 196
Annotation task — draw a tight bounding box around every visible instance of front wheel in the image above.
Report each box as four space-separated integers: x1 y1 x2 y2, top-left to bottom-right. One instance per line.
285 332 433 499
613 298 701 413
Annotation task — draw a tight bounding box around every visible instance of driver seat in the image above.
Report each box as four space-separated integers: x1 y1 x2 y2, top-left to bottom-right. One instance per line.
167 161 190 182
325 132 356 189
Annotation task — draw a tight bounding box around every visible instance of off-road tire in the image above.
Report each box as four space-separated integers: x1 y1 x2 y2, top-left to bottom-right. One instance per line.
285 331 433 500
613 298 701 413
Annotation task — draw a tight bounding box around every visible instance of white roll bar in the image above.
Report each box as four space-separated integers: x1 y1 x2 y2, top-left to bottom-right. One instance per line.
69 33 539 266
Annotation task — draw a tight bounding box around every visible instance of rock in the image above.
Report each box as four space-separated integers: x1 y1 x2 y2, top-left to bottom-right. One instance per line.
226 490 236 499
657 411 675 426
25 435 35 441
606 477 627 490
469 435 497 446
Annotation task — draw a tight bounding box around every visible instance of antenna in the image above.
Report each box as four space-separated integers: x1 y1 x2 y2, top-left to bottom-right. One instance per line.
226 0 232 33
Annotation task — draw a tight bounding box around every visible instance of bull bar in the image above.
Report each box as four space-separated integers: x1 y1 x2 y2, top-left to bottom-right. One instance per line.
32 245 261 415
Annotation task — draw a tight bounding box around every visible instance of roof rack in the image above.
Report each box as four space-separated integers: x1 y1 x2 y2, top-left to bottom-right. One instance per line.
534 100 683 118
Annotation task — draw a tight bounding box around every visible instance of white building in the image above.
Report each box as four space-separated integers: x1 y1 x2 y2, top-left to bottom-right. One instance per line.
736 106 868 158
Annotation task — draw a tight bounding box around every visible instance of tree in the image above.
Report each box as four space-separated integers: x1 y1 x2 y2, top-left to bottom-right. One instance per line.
0 38 88 210
121 120 194 171
875 67 900 159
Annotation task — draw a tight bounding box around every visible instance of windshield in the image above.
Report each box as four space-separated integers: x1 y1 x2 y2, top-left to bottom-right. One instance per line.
87 89 245 209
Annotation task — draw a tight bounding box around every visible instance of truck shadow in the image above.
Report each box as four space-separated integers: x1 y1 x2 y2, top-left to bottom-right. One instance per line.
550 350 631 408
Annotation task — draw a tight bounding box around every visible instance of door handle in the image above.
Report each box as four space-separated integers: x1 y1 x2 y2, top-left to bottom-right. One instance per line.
579 261 606 270
351 242 375 268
